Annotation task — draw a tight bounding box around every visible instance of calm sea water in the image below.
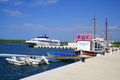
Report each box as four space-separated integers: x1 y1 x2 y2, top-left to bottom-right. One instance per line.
0 44 75 80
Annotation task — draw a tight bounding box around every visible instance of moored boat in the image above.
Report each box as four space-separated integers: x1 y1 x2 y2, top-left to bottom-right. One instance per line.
6 56 27 66
25 34 60 47
47 52 81 60
76 34 105 57
26 56 49 65
6 56 49 65
19 56 49 65
75 49 105 58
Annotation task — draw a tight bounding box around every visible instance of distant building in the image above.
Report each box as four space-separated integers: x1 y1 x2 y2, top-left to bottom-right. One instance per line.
68 41 77 49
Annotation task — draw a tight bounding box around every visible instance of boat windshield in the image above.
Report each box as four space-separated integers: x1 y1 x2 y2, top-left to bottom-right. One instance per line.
37 34 49 39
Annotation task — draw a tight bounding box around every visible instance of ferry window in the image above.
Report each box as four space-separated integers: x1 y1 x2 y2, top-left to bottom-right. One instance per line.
95 42 97 48
86 35 89 39
82 35 85 41
98 43 101 48
78 36 80 39
90 41 92 50
76 35 82 41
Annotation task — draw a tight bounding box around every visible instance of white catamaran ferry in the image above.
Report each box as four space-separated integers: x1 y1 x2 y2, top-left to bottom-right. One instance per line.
25 34 60 47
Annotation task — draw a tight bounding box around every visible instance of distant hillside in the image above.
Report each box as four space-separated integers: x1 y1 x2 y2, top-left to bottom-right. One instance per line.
0 40 25 44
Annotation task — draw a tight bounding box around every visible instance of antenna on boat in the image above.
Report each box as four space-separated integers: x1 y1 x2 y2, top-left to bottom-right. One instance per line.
93 13 96 39
105 17 108 40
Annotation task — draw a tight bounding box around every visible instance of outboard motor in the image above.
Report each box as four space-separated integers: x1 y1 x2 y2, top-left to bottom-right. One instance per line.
41 56 49 64
25 58 32 65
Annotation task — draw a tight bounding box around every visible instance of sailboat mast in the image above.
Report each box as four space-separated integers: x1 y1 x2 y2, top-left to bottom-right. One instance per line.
105 18 108 40
93 14 96 39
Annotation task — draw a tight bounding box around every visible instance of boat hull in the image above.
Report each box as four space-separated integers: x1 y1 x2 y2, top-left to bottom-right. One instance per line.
82 51 97 57
48 53 81 60
75 50 104 58
6 58 26 66
47 52 94 60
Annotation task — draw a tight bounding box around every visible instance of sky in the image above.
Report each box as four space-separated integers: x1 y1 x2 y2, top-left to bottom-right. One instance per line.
0 0 120 41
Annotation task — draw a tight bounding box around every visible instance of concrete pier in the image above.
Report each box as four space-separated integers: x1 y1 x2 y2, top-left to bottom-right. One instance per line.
34 45 76 49
21 50 120 80
0 53 27 57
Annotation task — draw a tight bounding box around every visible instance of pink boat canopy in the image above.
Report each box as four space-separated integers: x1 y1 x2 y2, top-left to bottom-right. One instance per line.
76 34 92 41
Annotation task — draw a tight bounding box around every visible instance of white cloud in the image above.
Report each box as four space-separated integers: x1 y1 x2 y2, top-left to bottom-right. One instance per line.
23 23 36 26
14 1 23 6
1 9 22 17
0 0 23 6
0 0 9 3
23 23 41 29
29 0 58 7
109 26 120 31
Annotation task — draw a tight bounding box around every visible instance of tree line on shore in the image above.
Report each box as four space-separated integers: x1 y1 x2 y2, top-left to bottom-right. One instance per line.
0 39 68 45
111 41 120 47
0 39 25 44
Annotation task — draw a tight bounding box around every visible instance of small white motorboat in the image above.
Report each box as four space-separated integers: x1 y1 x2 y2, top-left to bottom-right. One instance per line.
24 56 49 65
6 56 27 66
6 56 49 65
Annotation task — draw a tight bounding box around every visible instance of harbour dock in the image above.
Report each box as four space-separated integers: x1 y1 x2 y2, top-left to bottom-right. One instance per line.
0 53 27 57
34 45 76 49
21 49 120 80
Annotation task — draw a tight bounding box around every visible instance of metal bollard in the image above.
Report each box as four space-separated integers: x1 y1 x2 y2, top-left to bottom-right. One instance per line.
81 57 85 62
